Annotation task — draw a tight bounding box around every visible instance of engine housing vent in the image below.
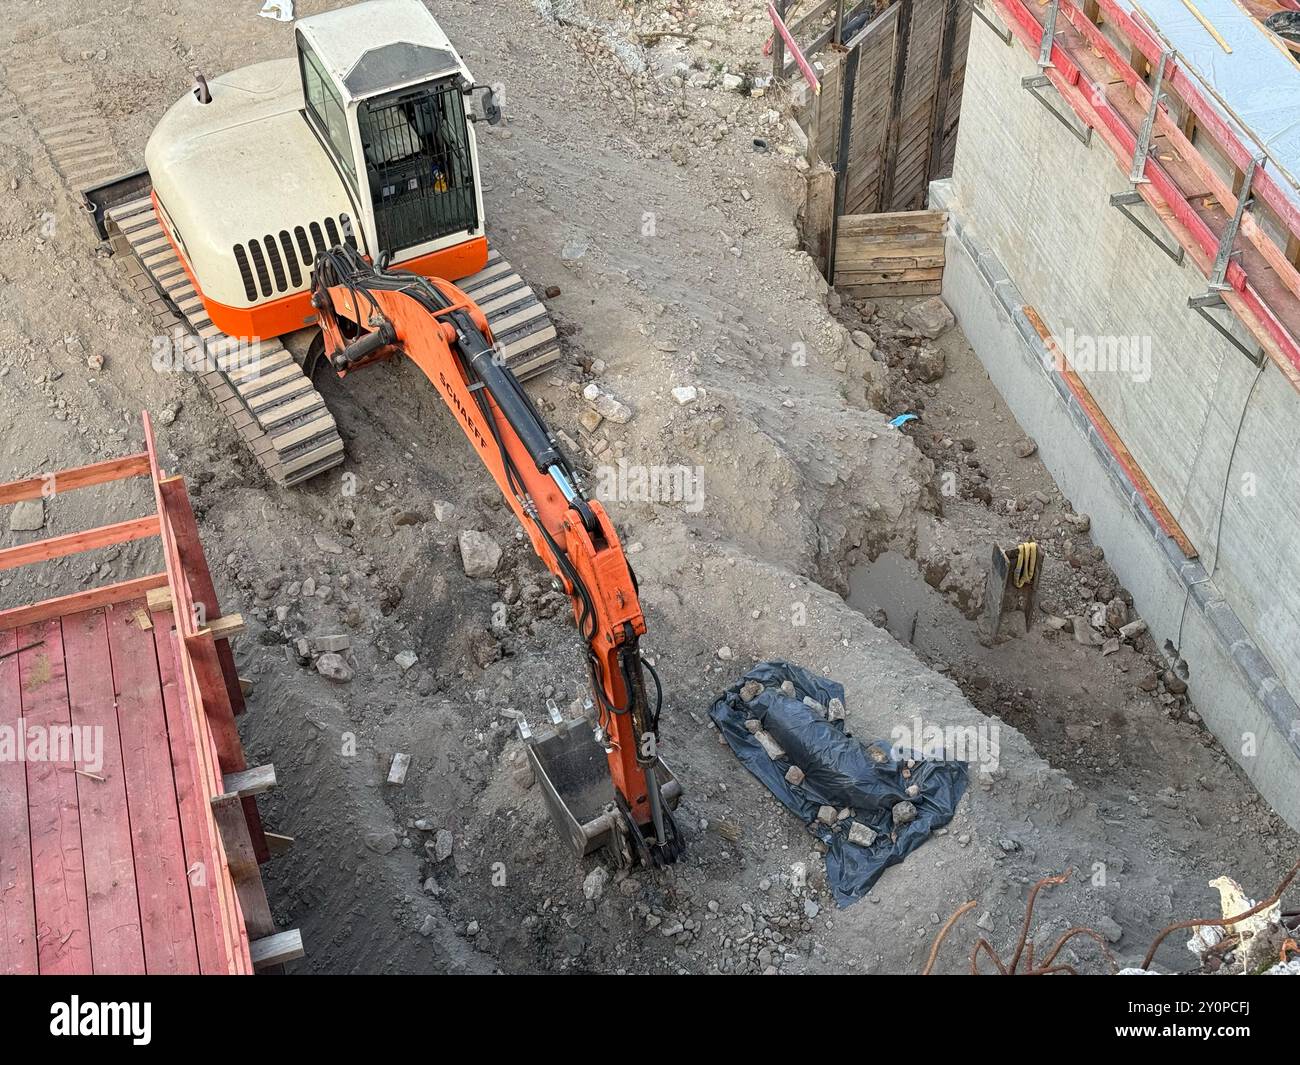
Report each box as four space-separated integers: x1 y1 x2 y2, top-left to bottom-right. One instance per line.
232 213 359 301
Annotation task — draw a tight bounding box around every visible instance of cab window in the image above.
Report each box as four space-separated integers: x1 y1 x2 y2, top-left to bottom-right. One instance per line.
298 36 357 188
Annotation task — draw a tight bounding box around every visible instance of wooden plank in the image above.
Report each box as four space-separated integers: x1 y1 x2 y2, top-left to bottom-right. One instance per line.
836 232 944 254
146 591 244 640
927 0 963 183
836 244 944 265
171 624 246 972
0 573 169 633
61 608 145 974
18 619 92 974
836 255 944 272
878 0 915 210
153 614 231 975
210 793 275 939
838 210 946 233
804 162 837 270
0 514 160 572
249 928 304 968
264 832 294 857
157 478 246 718
105 602 200 974
202 615 244 640
182 631 245 773
835 264 943 284
837 279 942 295
0 629 37 974
0 453 151 505
221 764 276 797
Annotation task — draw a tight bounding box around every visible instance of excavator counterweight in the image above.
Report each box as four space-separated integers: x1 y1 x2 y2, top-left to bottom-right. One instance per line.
310 248 685 868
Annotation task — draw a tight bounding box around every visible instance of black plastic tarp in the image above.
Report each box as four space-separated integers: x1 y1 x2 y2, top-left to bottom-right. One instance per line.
709 661 969 906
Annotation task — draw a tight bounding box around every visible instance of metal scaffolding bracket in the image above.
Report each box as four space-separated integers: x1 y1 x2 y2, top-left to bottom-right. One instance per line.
1188 292 1265 366
1037 0 1060 68
1109 190 1185 263
1022 74 1092 145
1208 154 1262 291
1128 50 1172 184
972 0 1013 44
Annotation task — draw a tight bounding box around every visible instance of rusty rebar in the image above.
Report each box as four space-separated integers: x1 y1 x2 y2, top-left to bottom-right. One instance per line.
1036 926 1117 972
971 937 1008 974
1009 870 1072 973
922 900 977 975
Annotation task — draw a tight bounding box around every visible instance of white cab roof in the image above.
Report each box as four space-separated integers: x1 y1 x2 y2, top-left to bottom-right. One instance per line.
296 0 471 101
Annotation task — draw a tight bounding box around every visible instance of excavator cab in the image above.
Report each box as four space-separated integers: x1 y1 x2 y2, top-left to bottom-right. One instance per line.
293 5 498 267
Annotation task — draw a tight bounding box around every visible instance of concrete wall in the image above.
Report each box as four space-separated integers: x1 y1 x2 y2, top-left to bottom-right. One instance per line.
933 19 1300 827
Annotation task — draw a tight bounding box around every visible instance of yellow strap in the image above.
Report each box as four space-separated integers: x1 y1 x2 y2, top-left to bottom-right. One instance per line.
1013 541 1037 588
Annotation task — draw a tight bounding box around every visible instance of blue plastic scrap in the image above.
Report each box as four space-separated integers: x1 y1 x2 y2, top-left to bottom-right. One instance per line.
889 413 918 428
709 661 969 906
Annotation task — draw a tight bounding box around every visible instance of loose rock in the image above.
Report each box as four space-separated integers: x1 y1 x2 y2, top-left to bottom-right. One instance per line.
902 296 955 339
458 530 502 578
315 653 354 682
8 499 44 532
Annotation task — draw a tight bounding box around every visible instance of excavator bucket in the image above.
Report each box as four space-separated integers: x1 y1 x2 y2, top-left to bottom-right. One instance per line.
522 705 681 865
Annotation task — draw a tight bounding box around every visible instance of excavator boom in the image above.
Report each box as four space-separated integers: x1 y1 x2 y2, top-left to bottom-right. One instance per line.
310 248 684 867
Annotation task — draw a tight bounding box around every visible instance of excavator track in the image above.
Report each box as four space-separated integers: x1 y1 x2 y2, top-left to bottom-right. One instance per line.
107 196 346 486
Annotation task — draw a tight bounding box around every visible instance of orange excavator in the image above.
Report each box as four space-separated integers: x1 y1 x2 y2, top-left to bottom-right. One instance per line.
310 246 685 868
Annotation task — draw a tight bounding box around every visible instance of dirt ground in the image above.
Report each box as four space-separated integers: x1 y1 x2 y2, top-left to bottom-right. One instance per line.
1 0 1295 975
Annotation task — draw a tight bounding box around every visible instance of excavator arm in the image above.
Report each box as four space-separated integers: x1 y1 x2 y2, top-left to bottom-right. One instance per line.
310 247 684 867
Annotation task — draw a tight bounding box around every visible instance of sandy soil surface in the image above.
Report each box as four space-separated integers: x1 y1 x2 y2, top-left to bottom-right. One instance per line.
1 0 1295 975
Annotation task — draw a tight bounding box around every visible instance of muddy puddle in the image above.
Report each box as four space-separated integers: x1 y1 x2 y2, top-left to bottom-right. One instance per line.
846 552 983 662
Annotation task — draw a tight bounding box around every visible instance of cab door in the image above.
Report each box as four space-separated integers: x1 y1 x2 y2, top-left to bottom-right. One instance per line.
358 81 478 258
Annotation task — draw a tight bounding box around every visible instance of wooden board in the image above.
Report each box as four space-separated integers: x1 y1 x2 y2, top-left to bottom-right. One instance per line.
838 209 946 234
61 609 146 974
0 573 169 632
0 629 37 975
106 601 200 974
0 514 160 572
154 612 230 974
0 453 150 505
834 209 947 292
18 620 92 974
839 279 943 296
